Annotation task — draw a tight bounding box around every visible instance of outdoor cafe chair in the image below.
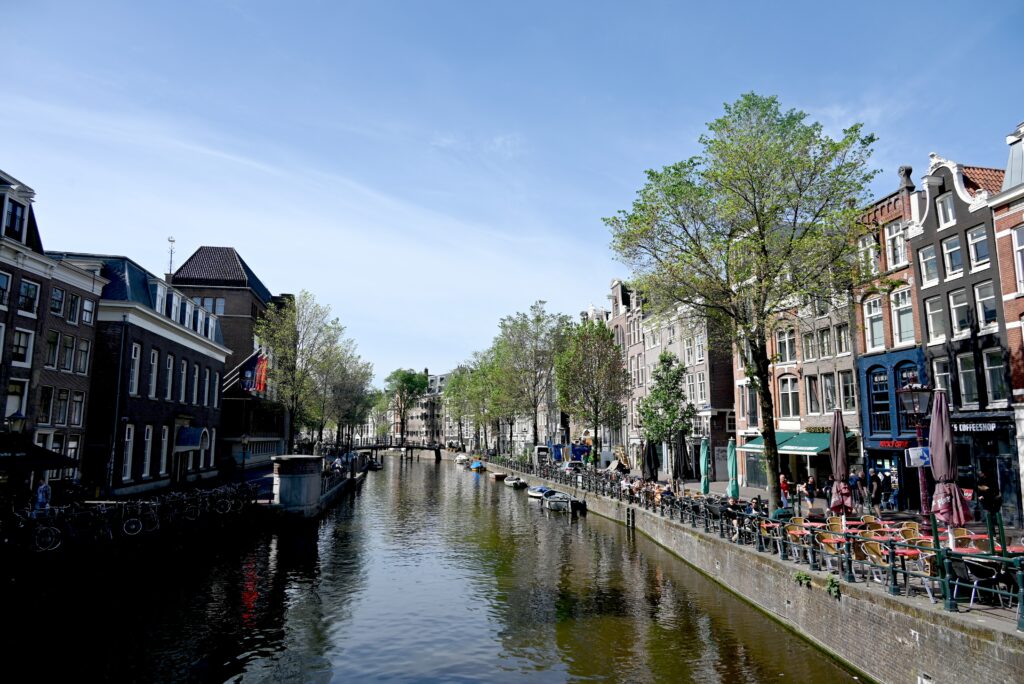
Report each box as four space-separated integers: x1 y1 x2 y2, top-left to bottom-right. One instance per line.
827 516 842 525
862 541 893 587
785 524 810 563
827 522 844 534
913 550 941 604
952 529 972 549
865 521 883 531
861 515 878 523
815 532 843 573
898 528 918 541
951 558 1007 610
901 521 920 531
789 517 807 525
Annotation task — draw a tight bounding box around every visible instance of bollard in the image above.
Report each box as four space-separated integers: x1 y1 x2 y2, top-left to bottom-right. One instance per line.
1015 560 1024 632
941 550 959 612
843 535 856 583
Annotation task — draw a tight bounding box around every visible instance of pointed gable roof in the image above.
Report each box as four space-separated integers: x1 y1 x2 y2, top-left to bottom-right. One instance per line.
173 246 273 304
961 166 1005 197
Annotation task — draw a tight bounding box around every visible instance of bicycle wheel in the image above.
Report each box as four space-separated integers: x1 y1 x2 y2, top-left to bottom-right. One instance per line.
35 526 61 552
184 506 200 521
214 498 232 515
122 518 143 536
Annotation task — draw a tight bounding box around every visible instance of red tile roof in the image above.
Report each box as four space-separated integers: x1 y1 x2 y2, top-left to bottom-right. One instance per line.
962 166 1005 196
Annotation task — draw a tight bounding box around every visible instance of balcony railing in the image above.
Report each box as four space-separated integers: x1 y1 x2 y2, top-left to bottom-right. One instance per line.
869 409 891 434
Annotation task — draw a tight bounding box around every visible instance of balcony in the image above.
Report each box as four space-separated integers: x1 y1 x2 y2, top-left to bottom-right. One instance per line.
869 410 891 435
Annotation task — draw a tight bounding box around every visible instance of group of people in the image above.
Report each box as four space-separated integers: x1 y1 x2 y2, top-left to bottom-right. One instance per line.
778 468 897 513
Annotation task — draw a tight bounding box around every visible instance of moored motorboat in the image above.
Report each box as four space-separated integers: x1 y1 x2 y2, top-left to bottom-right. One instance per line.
526 485 550 499
542 490 572 512
454 454 469 465
491 472 507 481
504 476 527 489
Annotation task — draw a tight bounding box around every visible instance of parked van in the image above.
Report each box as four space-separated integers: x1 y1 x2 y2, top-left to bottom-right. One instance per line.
533 445 551 468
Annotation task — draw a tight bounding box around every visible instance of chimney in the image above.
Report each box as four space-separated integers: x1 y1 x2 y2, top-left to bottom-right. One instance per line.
898 166 915 191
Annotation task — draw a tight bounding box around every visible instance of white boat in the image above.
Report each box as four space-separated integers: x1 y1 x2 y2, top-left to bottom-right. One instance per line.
504 476 527 489
454 454 469 465
542 490 572 512
527 486 550 499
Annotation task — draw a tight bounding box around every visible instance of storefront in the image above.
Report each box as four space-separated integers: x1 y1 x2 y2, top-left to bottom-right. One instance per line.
736 432 797 490
950 414 1020 528
863 437 919 511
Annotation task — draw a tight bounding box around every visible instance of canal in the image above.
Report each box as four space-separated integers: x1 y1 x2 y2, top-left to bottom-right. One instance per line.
4 459 856 682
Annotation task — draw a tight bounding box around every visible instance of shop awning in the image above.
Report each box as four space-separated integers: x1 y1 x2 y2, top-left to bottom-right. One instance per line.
0 434 77 471
736 432 798 453
778 432 832 455
174 427 209 453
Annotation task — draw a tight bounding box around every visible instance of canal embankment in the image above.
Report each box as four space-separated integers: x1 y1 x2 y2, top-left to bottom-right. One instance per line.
490 464 1024 684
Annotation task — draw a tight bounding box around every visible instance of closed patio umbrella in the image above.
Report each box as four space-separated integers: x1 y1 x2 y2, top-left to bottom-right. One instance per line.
700 437 710 495
929 390 971 529
672 434 686 486
726 438 739 499
828 409 855 515
641 441 656 481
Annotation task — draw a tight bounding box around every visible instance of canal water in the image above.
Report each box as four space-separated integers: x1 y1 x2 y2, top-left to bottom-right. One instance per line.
4 459 856 682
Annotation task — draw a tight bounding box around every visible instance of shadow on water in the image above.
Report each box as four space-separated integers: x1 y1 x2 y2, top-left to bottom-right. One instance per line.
0 463 856 682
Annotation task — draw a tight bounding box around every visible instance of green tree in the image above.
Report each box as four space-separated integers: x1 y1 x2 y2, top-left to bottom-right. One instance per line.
368 390 392 441
554 319 631 468
254 290 345 451
495 301 571 446
638 351 696 484
384 368 429 444
608 93 876 510
443 365 472 448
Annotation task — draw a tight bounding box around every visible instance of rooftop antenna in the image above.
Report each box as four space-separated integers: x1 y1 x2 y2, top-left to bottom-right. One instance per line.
167 236 176 273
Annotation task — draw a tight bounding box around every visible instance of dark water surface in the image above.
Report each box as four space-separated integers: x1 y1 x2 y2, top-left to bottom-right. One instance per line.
4 460 857 682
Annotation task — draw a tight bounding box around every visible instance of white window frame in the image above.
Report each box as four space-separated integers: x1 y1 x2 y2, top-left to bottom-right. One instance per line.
983 349 1007 403
148 349 159 398
210 428 216 468
67 293 80 324
17 279 39 316
683 338 694 366
974 281 998 332
59 334 75 372
858 235 879 276
936 192 956 229
75 339 90 374
805 375 820 414
122 424 135 481
0 270 10 308
835 323 850 355
885 221 906 268
949 289 970 339
159 426 169 475
165 354 174 400
957 353 978 407
779 376 799 417
128 343 141 395
839 370 856 412
942 234 963 277
925 296 946 344
864 298 884 352
695 334 705 362
70 391 85 426
802 332 815 361
49 286 66 317
1014 226 1024 293
777 329 796 364
213 372 220 408
918 244 939 287
203 368 210 406
142 425 153 478
818 327 832 357
697 372 706 403
11 328 34 368
192 364 200 405
933 359 951 392
179 360 187 402
966 225 990 270
822 373 837 412
81 299 95 324
890 288 915 345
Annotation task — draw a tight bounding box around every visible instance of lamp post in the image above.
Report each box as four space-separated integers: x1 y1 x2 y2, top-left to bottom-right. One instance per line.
896 383 933 519
5 410 26 434
240 434 250 484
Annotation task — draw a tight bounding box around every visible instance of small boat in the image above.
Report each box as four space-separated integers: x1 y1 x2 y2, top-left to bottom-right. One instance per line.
491 472 507 481
454 454 469 465
470 461 486 472
527 485 550 499
504 476 527 489
542 490 572 512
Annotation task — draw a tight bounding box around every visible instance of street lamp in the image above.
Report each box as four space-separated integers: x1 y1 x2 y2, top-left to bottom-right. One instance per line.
5 410 26 434
896 383 933 518
240 434 250 484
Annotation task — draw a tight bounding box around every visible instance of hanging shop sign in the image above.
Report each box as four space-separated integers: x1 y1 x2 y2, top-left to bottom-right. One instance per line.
879 440 910 449
953 422 998 433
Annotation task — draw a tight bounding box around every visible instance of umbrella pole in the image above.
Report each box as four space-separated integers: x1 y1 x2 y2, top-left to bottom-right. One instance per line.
985 510 996 554
997 511 1008 558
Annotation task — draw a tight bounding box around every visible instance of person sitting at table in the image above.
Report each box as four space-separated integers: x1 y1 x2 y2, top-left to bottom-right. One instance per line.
724 496 744 541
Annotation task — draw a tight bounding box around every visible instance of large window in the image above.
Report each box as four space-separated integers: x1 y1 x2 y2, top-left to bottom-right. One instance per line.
45 330 59 368
49 287 65 316
695 334 705 362
11 329 33 367
70 391 85 426
684 338 694 365
895 364 919 433
802 333 816 361
17 280 39 314
128 343 141 395
919 244 939 286
983 349 1008 403
75 340 90 374
179 360 187 402
192 364 200 405
148 350 159 398
0 271 9 307
858 235 879 275
686 373 695 400
933 359 951 392
805 375 820 414
864 298 884 351
213 372 220 408
822 373 837 412
67 294 80 324
122 424 134 481
37 386 54 425
936 193 956 228
81 300 95 324
868 368 890 434
777 329 796 363
165 354 174 400
925 296 946 344
835 323 850 354
967 226 990 269
142 426 153 478
778 376 799 417
160 426 169 475
942 235 963 277
890 288 915 344
54 389 69 425
949 289 970 337
60 335 75 371
839 370 856 411
1015 226 1024 292
957 353 978 405
746 385 759 427
885 221 906 267
974 281 998 331
697 372 706 403
818 328 832 357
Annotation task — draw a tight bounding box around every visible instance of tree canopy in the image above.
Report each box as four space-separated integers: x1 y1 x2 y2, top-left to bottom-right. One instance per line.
384 368 429 443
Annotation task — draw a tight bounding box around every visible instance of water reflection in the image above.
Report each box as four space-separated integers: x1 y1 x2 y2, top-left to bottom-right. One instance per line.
1 462 853 682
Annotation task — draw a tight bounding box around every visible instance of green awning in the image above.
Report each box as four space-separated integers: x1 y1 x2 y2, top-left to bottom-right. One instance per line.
735 432 798 453
778 432 832 455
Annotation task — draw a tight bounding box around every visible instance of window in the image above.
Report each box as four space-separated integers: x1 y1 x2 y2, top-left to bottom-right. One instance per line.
38 387 54 425
203 368 210 406
778 376 799 417
974 281 997 330
967 226 989 268
215 298 225 315
75 340 90 374
895 364 920 432
192 364 200 404
925 297 947 344
0 271 9 306
165 354 174 400
144 349 157 398
11 329 33 367
142 426 153 478
695 334 705 362
818 328 832 357
885 221 906 267
60 335 75 371
835 324 850 354
179 360 187 402
213 372 220 408
942 235 963 277
122 424 134 481
918 244 939 286
684 338 694 365
890 289 915 344
839 370 856 411
211 428 217 467
67 294 80 324
65 436 80 481
936 193 956 228
70 391 85 426
949 289 970 337
686 373 695 401
5 200 26 240
17 280 39 314
1015 226 1024 292
983 350 1007 403
49 287 65 316
805 375 820 414
868 369 890 434
45 331 59 368
159 426 169 475
957 354 978 405
802 333 815 361
746 385 759 427
54 389 70 425
777 329 796 363
858 235 879 275
864 298 883 351
933 359 951 392
128 343 141 395
822 373 837 412
81 299 95 324
697 372 706 403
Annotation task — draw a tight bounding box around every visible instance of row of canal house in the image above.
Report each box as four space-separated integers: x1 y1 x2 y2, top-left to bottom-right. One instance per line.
0 168 286 499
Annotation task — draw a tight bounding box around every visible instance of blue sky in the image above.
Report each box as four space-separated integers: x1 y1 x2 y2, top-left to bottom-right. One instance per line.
5 1 1023 382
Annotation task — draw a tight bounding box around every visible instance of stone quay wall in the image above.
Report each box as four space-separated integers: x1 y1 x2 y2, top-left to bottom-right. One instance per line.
492 465 1024 684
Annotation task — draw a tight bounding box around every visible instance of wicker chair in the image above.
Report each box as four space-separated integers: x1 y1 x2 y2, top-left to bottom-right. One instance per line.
862 541 893 586
816 532 844 573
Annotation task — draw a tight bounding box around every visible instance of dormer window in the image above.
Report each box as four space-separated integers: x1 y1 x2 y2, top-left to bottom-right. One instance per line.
936 193 956 228
4 200 26 241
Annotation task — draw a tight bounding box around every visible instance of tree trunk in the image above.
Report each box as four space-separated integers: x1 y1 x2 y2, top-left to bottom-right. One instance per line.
752 336 783 512
532 407 539 447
